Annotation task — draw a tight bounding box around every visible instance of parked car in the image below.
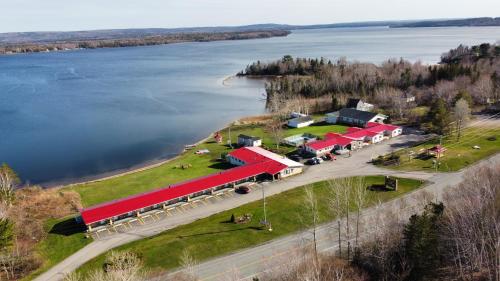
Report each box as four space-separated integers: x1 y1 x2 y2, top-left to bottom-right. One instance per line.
236 186 251 194
334 149 349 155
321 155 331 161
305 159 317 165
288 154 301 162
312 157 324 164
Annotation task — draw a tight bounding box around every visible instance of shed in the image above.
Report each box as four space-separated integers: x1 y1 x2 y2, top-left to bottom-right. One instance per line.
237 134 262 147
287 116 314 128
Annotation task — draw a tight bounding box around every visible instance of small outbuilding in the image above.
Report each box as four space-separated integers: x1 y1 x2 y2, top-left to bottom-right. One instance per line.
428 145 447 158
282 133 318 147
237 134 262 147
287 116 314 128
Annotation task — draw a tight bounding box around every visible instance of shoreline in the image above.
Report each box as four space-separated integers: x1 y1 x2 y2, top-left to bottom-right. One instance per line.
47 112 272 189
48 131 217 189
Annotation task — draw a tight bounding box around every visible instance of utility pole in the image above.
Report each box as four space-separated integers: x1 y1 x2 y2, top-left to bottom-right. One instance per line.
262 185 272 231
228 126 233 149
436 135 443 172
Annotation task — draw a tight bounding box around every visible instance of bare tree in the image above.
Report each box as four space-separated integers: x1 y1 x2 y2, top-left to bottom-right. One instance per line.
0 164 19 207
265 118 284 150
453 98 471 141
303 186 320 261
72 250 147 281
352 178 367 251
441 163 499 280
328 178 354 260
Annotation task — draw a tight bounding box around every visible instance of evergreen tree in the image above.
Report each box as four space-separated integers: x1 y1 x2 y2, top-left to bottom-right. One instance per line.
453 90 473 106
331 95 339 111
403 202 444 281
0 218 13 252
427 98 450 135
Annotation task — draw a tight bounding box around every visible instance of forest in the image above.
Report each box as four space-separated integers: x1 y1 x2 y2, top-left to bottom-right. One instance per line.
0 30 290 55
239 43 500 131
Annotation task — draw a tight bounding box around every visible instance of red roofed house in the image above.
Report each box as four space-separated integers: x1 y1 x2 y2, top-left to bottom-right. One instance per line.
366 122 403 138
304 133 360 156
227 146 303 178
80 147 302 231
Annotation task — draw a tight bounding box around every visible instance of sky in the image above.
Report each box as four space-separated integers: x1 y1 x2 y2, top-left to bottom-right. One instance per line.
1 0 500 33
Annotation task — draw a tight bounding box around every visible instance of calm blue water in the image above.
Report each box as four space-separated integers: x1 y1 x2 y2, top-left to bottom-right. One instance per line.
1 26 500 185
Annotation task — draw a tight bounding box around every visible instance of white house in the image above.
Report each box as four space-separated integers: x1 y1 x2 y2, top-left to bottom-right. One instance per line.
290 112 308 118
287 116 314 128
366 123 403 138
237 134 262 147
346 98 374 112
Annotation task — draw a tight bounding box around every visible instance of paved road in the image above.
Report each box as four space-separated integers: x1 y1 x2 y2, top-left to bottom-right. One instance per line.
33 132 440 281
168 153 500 281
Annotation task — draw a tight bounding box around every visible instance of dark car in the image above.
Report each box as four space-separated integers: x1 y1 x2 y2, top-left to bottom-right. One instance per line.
288 155 301 162
236 186 251 194
305 159 317 165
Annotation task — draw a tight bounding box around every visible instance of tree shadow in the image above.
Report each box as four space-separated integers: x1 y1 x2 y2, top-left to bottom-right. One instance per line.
49 217 86 236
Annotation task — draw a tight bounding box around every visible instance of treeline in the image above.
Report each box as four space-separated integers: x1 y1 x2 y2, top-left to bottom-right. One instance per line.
391 17 500 28
239 43 500 128
0 163 83 280
0 30 290 55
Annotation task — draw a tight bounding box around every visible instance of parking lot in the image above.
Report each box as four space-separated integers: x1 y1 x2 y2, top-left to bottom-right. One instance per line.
88 184 260 240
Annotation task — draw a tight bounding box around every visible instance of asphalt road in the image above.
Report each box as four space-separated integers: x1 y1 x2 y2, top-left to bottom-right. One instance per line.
33 131 467 281
176 161 492 281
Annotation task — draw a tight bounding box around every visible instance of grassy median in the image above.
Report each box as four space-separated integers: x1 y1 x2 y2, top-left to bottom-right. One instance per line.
75 175 424 276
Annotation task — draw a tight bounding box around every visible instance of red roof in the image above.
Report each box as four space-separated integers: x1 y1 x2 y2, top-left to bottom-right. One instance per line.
81 160 286 225
227 147 268 164
366 123 401 133
343 130 378 139
346 127 363 133
306 135 352 150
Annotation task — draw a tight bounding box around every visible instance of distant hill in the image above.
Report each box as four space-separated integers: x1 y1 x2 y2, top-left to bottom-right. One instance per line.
391 17 500 28
1 17 499 55
0 22 407 45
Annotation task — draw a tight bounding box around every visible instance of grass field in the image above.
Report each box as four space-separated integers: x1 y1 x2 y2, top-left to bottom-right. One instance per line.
22 218 90 281
379 126 500 172
67 122 347 208
25 120 347 280
75 176 424 277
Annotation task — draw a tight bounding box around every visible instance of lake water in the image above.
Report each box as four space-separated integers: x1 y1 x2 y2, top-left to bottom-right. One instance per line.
1 26 500 185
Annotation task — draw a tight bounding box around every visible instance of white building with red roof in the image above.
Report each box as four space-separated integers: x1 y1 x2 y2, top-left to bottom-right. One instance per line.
227 146 303 178
80 146 303 230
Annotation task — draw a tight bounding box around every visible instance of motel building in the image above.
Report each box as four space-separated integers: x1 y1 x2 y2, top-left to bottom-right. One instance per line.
304 123 402 156
304 134 354 156
79 147 303 231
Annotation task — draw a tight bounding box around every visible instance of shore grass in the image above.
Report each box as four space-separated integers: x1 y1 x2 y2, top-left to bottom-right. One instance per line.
67 122 347 207
75 176 424 276
379 126 500 172
22 217 91 281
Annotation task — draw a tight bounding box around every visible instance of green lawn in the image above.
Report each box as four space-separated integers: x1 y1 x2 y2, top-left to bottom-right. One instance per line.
22 217 91 281
76 176 424 276
67 122 348 207
379 126 500 172
24 121 347 280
